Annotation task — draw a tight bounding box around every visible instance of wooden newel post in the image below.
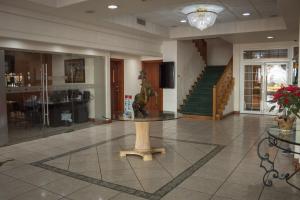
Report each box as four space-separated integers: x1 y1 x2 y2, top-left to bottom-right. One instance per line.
213 85 217 120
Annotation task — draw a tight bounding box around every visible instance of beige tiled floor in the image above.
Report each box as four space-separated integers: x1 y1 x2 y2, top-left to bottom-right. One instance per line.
0 114 299 200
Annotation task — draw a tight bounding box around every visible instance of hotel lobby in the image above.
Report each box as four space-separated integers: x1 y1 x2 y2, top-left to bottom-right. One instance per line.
0 0 300 200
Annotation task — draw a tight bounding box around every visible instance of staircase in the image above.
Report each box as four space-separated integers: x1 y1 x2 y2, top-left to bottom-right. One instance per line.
180 66 225 116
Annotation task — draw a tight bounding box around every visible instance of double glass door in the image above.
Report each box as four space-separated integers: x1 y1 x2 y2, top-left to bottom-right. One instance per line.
4 49 105 144
242 62 290 114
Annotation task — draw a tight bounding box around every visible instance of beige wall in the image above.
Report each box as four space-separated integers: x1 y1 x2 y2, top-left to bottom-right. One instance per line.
161 41 178 112
206 38 233 66
177 40 205 106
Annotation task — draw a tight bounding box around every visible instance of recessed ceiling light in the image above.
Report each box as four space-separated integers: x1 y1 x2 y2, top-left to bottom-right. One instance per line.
108 5 118 9
267 36 274 39
180 19 187 23
242 12 251 16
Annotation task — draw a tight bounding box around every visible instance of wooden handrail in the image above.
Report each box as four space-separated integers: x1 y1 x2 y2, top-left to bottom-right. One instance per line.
212 57 234 120
193 39 207 65
213 86 217 120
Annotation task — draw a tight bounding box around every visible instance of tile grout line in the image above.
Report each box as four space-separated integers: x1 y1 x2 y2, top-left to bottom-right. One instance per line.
125 156 147 192
2 171 68 200
208 127 269 200
116 135 147 192
67 154 71 171
30 134 224 200
95 146 103 180
155 153 175 179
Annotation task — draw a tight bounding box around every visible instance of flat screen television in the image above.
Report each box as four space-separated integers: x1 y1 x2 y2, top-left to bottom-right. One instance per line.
160 61 175 88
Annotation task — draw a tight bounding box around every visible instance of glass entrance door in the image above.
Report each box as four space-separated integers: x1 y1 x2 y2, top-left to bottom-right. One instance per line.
242 62 290 114
264 63 289 114
5 49 107 144
243 64 263 112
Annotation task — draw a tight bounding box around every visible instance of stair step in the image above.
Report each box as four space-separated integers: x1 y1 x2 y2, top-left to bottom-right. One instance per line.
180 111 212 116
181 65 225 118
181 106 212 113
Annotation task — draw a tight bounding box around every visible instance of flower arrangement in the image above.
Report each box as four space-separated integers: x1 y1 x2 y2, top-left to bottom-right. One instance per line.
269 85 300 118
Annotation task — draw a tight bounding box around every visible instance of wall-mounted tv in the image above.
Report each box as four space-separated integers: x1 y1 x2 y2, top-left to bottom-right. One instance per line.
160 61 175 88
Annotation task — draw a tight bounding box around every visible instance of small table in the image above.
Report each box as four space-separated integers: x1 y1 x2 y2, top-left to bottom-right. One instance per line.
114 111 179 161
257 127 300 190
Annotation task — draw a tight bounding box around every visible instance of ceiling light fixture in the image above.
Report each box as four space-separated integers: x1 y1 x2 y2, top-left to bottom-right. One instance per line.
267 36 274 39
181 4 223 31
180 19 187 23
108 4 118 9
242 12 251 16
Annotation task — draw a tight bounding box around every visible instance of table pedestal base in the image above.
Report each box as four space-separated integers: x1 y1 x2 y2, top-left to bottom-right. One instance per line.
120 148 166 161
120 122 165 161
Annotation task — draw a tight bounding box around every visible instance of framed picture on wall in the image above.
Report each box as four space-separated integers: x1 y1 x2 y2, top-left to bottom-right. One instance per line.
64 59 85 83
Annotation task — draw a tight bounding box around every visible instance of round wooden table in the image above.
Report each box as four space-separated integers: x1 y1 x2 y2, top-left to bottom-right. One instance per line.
115 111 179 161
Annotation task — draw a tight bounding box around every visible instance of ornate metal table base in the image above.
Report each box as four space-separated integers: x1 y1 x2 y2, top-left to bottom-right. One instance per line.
257 136 300 190
120 122 166 161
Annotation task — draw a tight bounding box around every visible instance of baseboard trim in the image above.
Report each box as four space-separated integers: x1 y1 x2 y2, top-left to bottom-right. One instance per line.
181 114 212 120
89 118 112 124
222 111 235 119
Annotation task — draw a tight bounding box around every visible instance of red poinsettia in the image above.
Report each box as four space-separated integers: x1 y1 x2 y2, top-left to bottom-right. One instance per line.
269 85 300 118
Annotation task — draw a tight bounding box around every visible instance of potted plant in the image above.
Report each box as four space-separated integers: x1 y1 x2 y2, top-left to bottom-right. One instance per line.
269 85 300 133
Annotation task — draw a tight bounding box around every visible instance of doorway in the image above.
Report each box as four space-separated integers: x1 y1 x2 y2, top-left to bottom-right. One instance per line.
241 62 290 114
142 60 163 112
110 59 124 119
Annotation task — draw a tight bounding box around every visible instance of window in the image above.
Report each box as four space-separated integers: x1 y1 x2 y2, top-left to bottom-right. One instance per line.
243 49 288 59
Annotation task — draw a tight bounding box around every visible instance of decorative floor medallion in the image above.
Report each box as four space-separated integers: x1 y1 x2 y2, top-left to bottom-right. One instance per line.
32 135 224 200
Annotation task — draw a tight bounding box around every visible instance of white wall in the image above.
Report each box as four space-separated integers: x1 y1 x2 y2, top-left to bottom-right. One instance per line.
161 41 178 112
93 57 106 119
177 40 205 106
124 59 142 98
206 38 233 66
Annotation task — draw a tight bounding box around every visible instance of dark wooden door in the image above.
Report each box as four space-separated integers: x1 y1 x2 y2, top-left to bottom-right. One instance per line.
142 60 163 112
110 59 124 119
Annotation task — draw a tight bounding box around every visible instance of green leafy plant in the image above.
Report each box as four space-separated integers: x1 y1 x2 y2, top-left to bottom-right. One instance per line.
269 85 300 118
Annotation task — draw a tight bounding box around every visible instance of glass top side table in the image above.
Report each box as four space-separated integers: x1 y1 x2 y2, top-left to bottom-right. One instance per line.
257 127 300 190
114 111 180 161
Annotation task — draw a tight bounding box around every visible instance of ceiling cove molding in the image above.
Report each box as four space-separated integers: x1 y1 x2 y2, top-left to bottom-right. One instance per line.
0 37 110 57
170 17 287 39
27 0 89 8
0 4 167 41
0 4 162 56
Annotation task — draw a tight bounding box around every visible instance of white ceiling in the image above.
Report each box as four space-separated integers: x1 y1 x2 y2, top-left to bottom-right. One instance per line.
0 0 298 43
0 0 279 27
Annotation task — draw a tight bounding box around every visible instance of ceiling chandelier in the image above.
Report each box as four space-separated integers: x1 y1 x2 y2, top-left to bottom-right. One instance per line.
181 4 224 31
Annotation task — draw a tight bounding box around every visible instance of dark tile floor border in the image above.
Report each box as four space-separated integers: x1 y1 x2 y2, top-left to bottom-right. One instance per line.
31 135 224 200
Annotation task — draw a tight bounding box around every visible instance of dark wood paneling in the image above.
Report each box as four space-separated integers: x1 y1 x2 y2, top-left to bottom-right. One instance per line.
5 51 52 86
142 60 163 112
